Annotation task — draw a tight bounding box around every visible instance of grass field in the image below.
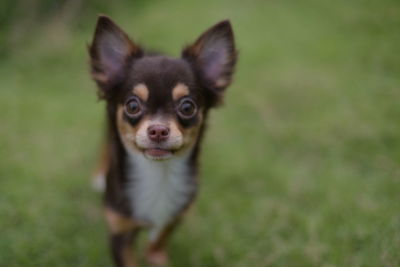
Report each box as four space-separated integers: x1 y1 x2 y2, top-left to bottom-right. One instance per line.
1 0 400 266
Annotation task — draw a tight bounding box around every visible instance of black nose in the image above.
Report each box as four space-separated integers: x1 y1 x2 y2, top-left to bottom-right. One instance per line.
147 125 170 143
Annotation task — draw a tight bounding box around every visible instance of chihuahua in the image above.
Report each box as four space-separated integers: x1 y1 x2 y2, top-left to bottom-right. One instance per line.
88 15 237 266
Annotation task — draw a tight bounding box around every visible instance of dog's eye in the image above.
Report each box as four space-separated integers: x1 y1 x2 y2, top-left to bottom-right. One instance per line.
125 98 142 116
178 99 197 118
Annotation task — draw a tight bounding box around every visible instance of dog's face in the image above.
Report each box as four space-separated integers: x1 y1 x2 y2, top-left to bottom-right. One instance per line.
114 57 204 160
89 16 237 160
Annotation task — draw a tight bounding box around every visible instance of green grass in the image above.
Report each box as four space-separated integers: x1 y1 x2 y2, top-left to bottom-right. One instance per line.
1 0 400 266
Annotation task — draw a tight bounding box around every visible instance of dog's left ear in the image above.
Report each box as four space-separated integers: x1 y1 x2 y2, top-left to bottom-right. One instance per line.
182 20 237 106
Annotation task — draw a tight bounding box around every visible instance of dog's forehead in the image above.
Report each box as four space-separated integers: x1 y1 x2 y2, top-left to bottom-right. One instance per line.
129 56 194 92
126 56 196 112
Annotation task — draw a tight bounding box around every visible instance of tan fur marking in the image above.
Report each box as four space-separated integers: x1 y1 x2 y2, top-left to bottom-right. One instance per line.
116 106 145 153
132 83 149 101
168 119 183 143
105 207 136 234
172 83 189 100
169 112 203 154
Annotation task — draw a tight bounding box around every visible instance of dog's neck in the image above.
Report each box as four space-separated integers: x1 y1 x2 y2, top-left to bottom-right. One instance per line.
124 148 197 240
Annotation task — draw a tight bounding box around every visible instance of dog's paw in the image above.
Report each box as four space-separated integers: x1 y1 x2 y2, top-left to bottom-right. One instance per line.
91 173 106 192
146 249 169 267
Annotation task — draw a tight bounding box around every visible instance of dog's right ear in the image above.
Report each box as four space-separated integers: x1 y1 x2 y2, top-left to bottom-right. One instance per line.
89 15 142 98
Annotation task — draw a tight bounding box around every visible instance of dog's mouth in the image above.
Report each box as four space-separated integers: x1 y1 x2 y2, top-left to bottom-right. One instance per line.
143 148 174 160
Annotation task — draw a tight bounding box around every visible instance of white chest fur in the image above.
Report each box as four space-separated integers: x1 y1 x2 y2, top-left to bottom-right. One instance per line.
126 151 196 240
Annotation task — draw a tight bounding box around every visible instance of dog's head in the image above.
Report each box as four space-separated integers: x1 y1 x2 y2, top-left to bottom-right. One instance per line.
89 16 237 160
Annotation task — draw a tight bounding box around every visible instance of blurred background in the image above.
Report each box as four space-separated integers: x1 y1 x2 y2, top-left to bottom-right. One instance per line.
1 0 399 266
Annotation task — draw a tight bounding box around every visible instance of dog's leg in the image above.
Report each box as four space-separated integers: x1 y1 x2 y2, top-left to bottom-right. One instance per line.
146 219 181 266
92 141 110 192
110 231 137 267
105 207 138 267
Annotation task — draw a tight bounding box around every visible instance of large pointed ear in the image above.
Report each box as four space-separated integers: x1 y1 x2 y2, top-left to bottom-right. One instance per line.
182 20 237 106
89 15 142 98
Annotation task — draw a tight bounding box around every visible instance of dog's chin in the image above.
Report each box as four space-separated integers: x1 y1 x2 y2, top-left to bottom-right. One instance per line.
143 148 175 161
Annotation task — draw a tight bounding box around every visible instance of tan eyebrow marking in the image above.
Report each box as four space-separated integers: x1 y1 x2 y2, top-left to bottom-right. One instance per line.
132 83 149 101
172 83 189 100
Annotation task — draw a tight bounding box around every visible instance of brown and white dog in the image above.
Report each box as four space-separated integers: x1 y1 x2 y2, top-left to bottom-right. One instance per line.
88 15 237 266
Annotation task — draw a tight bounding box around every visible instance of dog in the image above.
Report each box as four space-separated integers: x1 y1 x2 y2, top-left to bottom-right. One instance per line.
88 15 237 266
